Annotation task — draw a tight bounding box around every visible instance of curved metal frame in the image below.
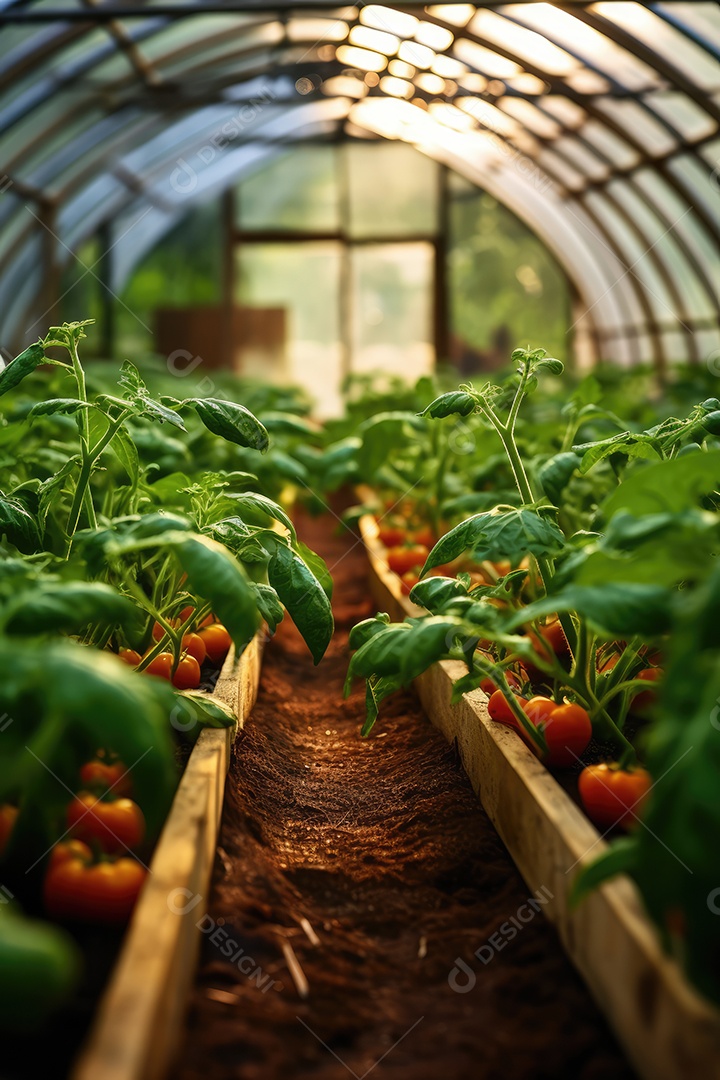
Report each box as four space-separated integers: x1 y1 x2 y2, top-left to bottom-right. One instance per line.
0 1 717 364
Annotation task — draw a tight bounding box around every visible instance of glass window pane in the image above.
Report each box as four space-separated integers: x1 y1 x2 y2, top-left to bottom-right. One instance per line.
632 168 717 296
594 99 676 155
346 142 439 237
608 179 713 319
448 188 571 365
581 120 640 170
643 92 717 140
552 136 609 182
593 3 720 92
236 241 342 417
237 147 340 232
584 190 678 320
350 242 435 379
505 3 662 91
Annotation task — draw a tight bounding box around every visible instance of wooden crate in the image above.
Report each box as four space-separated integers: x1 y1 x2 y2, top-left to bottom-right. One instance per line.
72 633 264 1080
359 513 720 1080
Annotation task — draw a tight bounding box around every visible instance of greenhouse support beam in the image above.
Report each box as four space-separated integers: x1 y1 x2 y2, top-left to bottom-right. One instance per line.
0 2 661 22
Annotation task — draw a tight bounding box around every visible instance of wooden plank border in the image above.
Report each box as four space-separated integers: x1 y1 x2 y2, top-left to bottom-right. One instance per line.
72 632 264 1080
360 512 720 1080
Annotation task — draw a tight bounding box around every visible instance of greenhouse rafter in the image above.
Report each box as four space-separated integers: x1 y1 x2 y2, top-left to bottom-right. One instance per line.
0 1 718 366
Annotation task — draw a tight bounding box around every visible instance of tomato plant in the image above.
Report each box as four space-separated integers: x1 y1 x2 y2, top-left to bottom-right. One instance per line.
344 347 720 1004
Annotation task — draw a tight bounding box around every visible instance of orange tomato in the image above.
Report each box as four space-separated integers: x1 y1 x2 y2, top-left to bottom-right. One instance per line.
44 841 147 924
118 648 142 667
144 652 174 680
578 763 652 830
172 654 201 690
181 633 206 665
67 793 145 854
198 624 232 665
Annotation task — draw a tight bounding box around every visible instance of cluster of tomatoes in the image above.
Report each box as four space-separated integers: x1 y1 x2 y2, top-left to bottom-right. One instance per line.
0 756 150 925
117 607 232 690
45 756 148 924
374 499 438 594
484 626 659 833
374 503 660 836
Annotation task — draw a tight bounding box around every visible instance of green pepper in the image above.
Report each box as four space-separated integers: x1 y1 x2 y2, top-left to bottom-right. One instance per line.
0 904 80 1029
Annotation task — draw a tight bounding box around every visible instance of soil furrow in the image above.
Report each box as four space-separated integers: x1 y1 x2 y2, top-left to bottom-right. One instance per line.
175 514 634 1080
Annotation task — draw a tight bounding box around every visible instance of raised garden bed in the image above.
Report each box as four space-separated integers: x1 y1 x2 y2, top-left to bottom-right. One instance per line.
359 511 720 1080
72 633 264 1080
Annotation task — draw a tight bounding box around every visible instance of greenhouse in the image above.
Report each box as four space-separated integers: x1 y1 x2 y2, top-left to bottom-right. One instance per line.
0 2 719 1079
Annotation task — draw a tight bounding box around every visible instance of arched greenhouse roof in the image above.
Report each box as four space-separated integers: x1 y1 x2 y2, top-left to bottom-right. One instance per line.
0 1 718 366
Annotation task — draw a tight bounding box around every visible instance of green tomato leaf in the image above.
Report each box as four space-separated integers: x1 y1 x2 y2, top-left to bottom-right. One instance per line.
251 583 284 632
231 493 296 542
568 837 639 909
408 575 468 613
600 450 720 519
295 539 333 599
0 493 41 553
0 344 46 397
362 674 403 737
29 399 96 419
3 582 138 637
539 452 581 504
175 691 237 730
418 391 476 419
266 541 333 664
170 534 260 654
510 583 672 637
260 412 319 438
421 508 565 577
190 399 269 452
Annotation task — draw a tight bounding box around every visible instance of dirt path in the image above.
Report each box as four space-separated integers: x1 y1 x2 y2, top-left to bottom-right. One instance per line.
175 514 634 1080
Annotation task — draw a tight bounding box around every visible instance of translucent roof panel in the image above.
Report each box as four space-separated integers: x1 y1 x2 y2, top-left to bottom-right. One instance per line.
0 0 717 368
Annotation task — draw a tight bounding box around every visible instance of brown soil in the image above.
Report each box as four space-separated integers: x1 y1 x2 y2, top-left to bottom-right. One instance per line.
175 513 635 1080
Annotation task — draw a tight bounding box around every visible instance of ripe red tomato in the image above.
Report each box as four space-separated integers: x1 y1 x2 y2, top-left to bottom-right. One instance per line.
67 793 145 854
0 804 18 856
528 617 570 666
198 624 232 665
487 689 529 728
578 763 652 829
377 524 407 548
488 692 591 767
118 648 142 667
44 841 147 924
79 759 131 797
144 652 174 680
539 702 592 767
631 667 663 713
178 605 196 624
151 621 168 643
181 633 207 665
386 545 429 576
172 654 201 690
